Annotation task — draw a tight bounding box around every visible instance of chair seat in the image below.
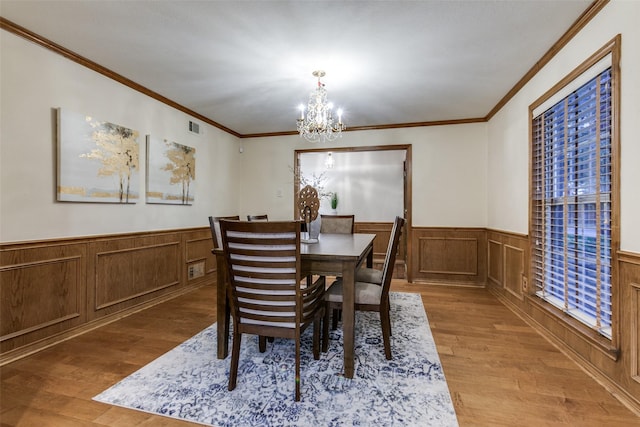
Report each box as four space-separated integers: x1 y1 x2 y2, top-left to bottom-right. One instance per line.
355 267 383 285
326 279 382 305
323 216 405 360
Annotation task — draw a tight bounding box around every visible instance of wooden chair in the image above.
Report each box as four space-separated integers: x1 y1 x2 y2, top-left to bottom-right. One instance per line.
219 219 326 401
324 216 405 359
246 214 268 221
318 214 354 324
319 214 354 234
208 215 240 249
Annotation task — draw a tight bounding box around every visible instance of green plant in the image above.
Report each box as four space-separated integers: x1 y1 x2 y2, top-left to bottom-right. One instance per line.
330 192 338 209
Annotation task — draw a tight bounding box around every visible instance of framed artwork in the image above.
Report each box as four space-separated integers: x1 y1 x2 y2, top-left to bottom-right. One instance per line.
57 108 140 203
146 136 196 205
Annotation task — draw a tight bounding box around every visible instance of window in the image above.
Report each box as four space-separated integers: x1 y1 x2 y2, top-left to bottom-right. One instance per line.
531 41 618 341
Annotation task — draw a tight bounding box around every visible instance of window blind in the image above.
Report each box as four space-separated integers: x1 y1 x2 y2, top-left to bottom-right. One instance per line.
532 54 611 117
531 68 612 339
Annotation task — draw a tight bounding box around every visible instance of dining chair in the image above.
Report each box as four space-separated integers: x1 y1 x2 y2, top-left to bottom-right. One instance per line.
324 216 405 359
319 214 354 234
318 214 355 325
219 219 326 401
208 215 240 249
246 214 269 221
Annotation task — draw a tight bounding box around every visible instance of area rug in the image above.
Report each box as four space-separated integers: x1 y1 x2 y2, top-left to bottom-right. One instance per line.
93 292 458 426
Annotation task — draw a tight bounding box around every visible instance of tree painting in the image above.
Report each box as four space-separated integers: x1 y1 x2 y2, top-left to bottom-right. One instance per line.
57 109 140 203
146 136 196 205
162 142 196 204
80 119 140 203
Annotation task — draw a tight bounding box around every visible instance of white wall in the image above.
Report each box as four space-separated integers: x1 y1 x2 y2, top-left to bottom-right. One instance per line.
487 0 640 252
0 31 241 242
299 150 406 221
238 123 488 227
11 2 636 246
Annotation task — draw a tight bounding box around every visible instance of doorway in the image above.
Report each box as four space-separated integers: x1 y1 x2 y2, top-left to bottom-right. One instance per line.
294 145 412 281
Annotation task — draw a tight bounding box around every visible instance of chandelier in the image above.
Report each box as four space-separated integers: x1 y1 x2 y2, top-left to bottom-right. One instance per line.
297 70 345 143
325 151 335 169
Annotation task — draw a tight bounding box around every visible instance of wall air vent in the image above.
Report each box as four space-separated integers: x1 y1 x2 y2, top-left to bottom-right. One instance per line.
188 120 200 135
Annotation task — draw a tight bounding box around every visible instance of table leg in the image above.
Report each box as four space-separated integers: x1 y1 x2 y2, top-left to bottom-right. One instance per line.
215 253 230 359
366 245 373 268
342 262 356 378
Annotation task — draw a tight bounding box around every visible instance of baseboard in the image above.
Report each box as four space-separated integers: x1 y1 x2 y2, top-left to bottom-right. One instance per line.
411 279 485 288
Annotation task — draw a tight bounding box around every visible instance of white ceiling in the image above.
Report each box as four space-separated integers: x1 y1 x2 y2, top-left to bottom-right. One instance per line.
0 0 593 137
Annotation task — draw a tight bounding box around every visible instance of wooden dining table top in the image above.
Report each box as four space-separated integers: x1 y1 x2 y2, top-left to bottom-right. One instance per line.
300 233 376 258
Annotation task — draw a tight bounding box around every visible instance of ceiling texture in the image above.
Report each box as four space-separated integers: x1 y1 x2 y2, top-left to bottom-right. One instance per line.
1 0 596 137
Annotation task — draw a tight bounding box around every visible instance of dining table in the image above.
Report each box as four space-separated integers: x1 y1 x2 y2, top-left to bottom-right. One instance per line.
214 232 375 379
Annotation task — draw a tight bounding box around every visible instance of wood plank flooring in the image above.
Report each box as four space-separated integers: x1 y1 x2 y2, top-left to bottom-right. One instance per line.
1 282 638 426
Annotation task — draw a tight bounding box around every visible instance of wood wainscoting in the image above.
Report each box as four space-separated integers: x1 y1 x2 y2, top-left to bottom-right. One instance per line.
486 229 529 298
355 221 406 278
410 227 486 286
0 227 215 365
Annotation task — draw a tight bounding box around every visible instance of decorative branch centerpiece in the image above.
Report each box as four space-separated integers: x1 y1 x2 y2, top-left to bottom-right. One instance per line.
297 185 320 243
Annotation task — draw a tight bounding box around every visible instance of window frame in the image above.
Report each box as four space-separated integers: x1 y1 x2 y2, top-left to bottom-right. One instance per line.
528 35 621 353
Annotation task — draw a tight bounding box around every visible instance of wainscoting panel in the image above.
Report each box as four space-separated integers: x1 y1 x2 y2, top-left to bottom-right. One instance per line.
504 244 525 299
487 239 503 286
420 237 477 275
631 281 640 384
410 228 486 286
1 257 82 338
0 242 87 354
184 230 216 278
620 253 640 394
486 230 528 295
1 228 214 364
93 237 181 311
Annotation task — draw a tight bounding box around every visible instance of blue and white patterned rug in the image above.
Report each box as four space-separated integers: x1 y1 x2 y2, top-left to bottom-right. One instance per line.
93 292 458 426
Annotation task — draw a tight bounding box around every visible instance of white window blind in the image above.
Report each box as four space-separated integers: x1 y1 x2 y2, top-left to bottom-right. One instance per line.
532 54 611 117
531 67 612 339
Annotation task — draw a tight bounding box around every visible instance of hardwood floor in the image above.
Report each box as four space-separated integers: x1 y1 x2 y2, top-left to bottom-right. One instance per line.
395 282 639 427
1 282 637 426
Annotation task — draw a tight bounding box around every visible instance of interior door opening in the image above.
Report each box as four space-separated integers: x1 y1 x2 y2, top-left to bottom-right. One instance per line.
294 145 412 281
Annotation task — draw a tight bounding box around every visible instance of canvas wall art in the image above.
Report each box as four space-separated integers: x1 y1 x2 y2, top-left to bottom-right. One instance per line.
57 108 140 203
146 136 196 205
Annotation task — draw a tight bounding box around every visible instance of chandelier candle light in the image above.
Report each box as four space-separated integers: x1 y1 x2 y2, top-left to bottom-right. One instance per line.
297 70 345 143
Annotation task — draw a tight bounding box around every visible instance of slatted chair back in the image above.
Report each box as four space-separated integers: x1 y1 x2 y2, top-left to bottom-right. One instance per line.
319 214 355 234
208 215 240 249
246 214 269 221
379 216 406 298
219 219 325 401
